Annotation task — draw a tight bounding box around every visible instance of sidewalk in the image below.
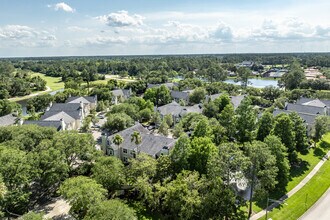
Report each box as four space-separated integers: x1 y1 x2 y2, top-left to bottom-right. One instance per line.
250 150 330 220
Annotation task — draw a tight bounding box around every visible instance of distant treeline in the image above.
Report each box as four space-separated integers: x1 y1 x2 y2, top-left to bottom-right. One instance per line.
1 52 330 66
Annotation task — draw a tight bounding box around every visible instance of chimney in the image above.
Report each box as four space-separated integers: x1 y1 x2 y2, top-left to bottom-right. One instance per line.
60 118 66 131
80 101 84 119
324 106 327 115
19 118 24 126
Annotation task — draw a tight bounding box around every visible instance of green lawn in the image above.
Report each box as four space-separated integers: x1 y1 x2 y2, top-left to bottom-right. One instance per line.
31 72 64 91
252 133 330 214
258 133 330 219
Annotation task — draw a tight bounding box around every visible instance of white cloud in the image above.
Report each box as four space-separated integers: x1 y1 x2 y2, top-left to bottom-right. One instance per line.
67 26 90 32
0 25 57 48
211 22 233 42
96 11 144 27
250 18 319 42
48 2 75 13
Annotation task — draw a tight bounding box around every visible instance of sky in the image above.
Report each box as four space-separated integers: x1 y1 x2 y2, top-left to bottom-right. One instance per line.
0 0 329 57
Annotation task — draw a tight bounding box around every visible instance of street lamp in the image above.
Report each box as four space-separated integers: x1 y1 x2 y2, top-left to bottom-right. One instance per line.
265 197 288 220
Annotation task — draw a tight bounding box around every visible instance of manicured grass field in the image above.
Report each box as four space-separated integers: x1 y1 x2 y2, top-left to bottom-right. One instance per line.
259 133 330 219
31 72 64 91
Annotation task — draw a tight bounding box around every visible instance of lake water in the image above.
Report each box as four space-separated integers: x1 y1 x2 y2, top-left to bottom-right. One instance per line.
224 78 279 88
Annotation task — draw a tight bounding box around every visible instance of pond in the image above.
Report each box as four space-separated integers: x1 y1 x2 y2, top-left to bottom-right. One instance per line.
224 78 279 88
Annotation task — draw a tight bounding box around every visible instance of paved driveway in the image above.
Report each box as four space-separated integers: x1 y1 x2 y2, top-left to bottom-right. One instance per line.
299 188 330 220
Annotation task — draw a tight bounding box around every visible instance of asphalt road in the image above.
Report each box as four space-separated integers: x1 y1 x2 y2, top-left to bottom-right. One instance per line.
299 188 330 220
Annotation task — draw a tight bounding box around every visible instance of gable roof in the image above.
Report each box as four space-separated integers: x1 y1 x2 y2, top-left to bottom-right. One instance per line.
66 96 97 104
273 109 317 129
0 114 17 127
48 103 82 112
205 93 222 101
23 120 62 131
41 111 76 124
157 101 184 116
302 99 327 108
171 90 190 101
112 89 131 97
286 103 325 115
230 95 246 109
148 83 177 89
108 123 176 156
157 101 202 117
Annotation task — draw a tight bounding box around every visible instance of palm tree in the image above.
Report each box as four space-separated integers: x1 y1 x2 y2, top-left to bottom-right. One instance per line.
131 131 142 156
112 134 124 157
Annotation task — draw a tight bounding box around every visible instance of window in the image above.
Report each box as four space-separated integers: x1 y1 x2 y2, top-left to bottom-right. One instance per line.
123 149 128 154
131 151 136 158
123 157 128 163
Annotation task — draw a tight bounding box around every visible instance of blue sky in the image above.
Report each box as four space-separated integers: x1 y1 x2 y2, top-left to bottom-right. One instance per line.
0 0 329 57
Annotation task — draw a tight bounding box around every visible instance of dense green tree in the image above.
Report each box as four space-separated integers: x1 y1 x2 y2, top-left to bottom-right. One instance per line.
30 142 69 192
27 94 53 113
279 61 305 90
144 85 172 106
237 67 251 87
110 103 139 120
272 113 297 163
103 112 134 133
235 97 257 143
289 112 309 152
60 176 107 219
0 99 21 117
264 135 290 189
189 137 217 174
0 146 32 214
126 153 157 183
214 93 231 113
30 76 47 91
90 87 113 102
262 86 281 102
92 156 125 194
208 143 248 186
170 134 192 173
189 87 206 104
192 118 212 138
313 115 330 141
202 101 218 118
138 108 152 122
164 114 174 127
244 141 278 218
207 64 227 82
0 124 56 151
161 170 203 219
52 131 97 173
159 120 169 136
84 199 137 220
256 112 274 141
202 177 245 220
218 103 237 140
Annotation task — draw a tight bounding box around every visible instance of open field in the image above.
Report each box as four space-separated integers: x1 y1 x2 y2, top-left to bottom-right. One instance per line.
31 72 64 91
